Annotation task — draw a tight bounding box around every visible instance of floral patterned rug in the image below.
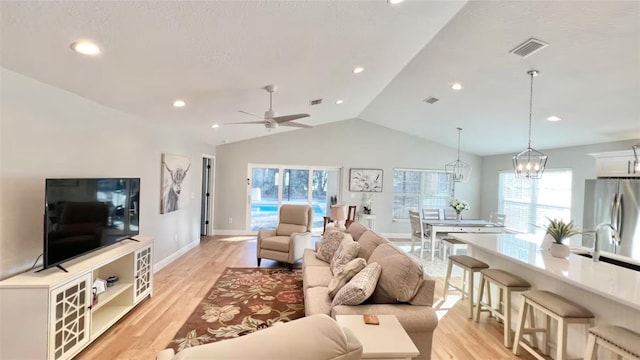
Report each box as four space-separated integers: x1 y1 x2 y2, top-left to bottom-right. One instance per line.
167 267 304 353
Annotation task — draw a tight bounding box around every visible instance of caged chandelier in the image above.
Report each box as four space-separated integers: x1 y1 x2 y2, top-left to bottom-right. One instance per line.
513 69 548 179
445 127 472 182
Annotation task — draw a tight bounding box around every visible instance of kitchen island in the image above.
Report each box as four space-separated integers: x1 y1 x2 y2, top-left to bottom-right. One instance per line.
451 233 640 358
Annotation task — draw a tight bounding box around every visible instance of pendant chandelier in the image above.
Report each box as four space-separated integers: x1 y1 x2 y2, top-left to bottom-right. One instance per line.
445 127 472 182
513 69 548 179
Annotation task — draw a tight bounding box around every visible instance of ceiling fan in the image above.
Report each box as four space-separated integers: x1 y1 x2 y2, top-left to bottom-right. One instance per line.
229 84 311 129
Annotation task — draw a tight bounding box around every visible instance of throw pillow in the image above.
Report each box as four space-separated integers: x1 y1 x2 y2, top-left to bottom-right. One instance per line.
328 258 367 298
315 229 346 262
330 237 360 275
367 243 424 303
332 262 382 306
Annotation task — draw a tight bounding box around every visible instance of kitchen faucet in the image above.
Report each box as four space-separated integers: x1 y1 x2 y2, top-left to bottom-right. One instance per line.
593 223 620 262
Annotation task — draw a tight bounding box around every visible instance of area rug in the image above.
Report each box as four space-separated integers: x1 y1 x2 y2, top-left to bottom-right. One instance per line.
167 267 304 353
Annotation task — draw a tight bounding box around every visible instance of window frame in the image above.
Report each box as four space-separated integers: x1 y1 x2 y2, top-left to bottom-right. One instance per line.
392 168 454 221
497 168 573 233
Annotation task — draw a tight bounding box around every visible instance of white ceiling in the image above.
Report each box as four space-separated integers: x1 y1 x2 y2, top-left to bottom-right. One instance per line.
1 1 639 156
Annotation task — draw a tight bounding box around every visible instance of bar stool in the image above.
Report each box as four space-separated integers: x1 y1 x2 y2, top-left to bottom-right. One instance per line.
475 269 531 348
584 325 640 360
443 255 489 319
513 290 594 360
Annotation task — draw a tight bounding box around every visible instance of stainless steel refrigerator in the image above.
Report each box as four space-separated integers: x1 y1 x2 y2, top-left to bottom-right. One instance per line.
583 179 640 261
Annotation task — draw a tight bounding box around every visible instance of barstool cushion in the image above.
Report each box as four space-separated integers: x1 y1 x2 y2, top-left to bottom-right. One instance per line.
449 255 489 270
481 269 530 288
522 290 594 318
589 325 640 357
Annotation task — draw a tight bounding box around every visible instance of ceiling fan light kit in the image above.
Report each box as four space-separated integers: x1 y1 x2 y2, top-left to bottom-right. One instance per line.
230 84 312 130
445 127 472 182
513 69 548 179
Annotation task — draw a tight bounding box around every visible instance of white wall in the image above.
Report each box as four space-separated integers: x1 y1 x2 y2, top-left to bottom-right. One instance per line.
480 139 640 243
214 118 481 235
0 68 214 279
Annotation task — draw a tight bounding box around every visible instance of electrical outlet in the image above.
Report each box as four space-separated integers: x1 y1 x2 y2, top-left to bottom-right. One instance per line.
228 217 233 224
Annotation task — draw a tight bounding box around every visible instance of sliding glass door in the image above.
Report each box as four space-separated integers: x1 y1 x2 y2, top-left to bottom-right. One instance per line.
248 165 341 233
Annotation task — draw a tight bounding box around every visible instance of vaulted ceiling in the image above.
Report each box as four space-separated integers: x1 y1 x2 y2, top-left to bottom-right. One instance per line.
1 1 639 156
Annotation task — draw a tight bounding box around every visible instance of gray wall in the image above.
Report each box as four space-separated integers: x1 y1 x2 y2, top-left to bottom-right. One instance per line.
480 139 640 243
214 118 482 235
0 68 214 279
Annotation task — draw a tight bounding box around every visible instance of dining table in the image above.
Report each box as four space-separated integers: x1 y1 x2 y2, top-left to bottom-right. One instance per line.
422 219 505 261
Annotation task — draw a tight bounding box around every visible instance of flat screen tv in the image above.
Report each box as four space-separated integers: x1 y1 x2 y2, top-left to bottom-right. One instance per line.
43 178 140 271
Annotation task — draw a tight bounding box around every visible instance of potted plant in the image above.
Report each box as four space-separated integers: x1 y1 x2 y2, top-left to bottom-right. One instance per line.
540 218 585 258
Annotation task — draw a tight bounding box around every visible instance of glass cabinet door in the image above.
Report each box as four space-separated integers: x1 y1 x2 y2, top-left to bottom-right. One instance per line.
49 274 91 360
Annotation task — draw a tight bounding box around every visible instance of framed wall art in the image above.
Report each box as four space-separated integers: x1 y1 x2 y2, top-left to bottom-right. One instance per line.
161 153 192 214
349 168 383 192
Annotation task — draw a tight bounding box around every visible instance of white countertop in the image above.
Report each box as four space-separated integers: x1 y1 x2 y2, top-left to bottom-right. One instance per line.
450 233 640 311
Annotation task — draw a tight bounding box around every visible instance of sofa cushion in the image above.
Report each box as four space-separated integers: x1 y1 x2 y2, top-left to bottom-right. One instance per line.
328 258 367 298
303 265 333 292
303 249 330 268
316 230 348 262
304 287 333 316
330 237 360 275
346 222 369 241
356 230 389 261
332 262 382 306
367 243 424 303
260 236 291 252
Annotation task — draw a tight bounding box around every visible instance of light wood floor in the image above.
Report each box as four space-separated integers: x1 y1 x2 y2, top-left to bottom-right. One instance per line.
77 235 542 360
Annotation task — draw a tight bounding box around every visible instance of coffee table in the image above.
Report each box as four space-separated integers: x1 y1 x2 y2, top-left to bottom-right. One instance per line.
335 315 419 359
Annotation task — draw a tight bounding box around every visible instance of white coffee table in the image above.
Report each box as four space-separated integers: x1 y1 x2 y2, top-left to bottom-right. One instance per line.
335 315 419 360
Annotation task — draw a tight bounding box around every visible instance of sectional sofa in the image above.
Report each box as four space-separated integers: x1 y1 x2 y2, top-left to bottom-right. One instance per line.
302 222 439 360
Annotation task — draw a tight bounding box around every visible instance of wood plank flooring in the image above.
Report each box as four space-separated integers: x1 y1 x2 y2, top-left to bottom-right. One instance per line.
77 235 542 360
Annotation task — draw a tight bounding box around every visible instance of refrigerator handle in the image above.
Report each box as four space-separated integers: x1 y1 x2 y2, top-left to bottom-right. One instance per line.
610 193 617 227
616 193 623 242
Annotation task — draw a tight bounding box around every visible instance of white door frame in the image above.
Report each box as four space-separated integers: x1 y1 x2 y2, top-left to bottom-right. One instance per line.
203 154 216 236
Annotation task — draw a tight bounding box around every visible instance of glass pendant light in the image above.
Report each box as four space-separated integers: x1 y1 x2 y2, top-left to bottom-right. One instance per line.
513 70 548 179
445 127 472 182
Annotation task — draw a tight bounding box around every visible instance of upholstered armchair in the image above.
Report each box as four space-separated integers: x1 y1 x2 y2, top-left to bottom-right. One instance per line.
257 204 314 266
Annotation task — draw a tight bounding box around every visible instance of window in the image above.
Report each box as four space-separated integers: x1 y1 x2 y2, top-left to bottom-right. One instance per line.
498 169 572 233
393 169 453 220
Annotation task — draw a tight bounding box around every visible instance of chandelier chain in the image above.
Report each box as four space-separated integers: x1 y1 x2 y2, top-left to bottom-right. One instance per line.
456 127 462 161
528 70 535 149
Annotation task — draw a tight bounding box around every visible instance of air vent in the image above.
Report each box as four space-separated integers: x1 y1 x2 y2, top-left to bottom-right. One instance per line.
423 97 439 104
510 38 548 58
309 99 323 106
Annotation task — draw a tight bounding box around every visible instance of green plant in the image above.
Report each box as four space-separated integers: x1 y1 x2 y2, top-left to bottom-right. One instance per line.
540 217 585 244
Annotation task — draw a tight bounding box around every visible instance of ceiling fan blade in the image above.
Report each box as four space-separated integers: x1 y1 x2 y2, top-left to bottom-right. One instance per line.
225 121 265 125
238 110 264 119
281 122 312 129
272 113 310 124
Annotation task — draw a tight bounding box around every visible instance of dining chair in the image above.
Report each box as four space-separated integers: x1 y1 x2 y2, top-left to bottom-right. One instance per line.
410 209 440 259
422 208 441 220
443 208 457 220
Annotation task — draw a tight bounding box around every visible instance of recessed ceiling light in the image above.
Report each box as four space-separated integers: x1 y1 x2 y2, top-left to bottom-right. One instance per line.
450 83 463 91
388 0 405 4
336 100 344 105
70 40 101 56
547 115 562 122
211 124 220 129
353 66 364 74
173 99 186 108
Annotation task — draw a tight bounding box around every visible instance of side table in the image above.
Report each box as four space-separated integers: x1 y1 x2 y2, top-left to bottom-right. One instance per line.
358 213 376 231
335 315 419 360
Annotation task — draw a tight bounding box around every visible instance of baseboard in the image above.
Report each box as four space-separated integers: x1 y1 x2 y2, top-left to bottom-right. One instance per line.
154 240 200 273
213 229 258 236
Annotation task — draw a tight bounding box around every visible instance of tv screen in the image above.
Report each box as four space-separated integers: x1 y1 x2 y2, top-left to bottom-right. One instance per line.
44 178 140 270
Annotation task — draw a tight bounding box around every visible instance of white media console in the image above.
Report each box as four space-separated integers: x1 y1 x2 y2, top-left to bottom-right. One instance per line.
0 236 153 360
